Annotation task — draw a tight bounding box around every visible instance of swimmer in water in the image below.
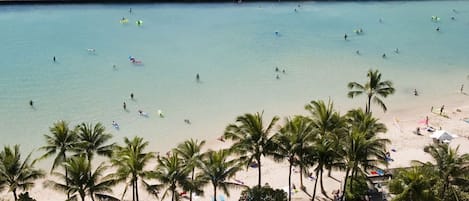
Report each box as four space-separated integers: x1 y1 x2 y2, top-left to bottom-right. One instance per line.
282 69 285 74
29 100 33 107
394 48 399 54
356 50 360 55
275 67 279 72
184 119 191 124
123 102 127 110
344 33 348 40
129 8 132 13
436 27 440 31
379 18 383 23
53 56 56 62
275 31 279 36
276 74 280 80
130 93 134 100
382 53 386 58
196 73 200 82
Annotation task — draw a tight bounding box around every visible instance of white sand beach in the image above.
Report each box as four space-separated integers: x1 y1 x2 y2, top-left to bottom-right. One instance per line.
3 92 466 201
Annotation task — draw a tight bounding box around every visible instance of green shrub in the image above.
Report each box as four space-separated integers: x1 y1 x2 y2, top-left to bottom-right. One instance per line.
239 185 287 201
345 175 369 201
18 192 36 201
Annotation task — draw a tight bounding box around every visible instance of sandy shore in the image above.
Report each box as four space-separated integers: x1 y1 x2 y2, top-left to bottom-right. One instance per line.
2 92 469 201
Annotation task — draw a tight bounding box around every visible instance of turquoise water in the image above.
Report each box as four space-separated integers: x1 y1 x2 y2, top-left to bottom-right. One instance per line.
1 2 469 156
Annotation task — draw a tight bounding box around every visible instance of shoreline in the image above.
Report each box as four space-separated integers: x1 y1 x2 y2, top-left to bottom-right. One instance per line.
15 92 468 201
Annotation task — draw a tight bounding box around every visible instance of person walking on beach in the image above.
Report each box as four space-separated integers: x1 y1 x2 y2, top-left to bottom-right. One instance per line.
440 105 445 115
414 89 418 96
460 84 464 93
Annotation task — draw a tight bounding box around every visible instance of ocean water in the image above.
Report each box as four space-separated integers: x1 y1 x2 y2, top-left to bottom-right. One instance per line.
1 1 468 158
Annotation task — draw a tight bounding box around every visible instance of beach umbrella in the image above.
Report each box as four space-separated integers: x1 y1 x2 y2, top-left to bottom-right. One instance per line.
430 130 458 141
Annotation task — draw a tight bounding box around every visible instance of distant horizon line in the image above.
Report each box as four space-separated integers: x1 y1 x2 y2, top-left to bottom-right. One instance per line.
0 0 443 5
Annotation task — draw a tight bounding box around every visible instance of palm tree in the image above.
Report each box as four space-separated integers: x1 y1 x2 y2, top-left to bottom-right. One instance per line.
271 116 314 201
75 122 114 164
305 100 346 178
308 137 336 200
173 139 206 201
110 136 155 201
0 145 45 201
347 69 395 113
339 129 390 201
413 144 469 200
39 120 77 200
389 166 438 201
224 112 279 187
345 109 387 139
198 149 242 201
45 156 118 201
149 153 191 201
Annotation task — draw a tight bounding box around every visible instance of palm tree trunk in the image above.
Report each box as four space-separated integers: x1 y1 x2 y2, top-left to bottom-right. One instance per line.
171 188 175 201
190 168 195 201
91 194 96 201
257 157 262 187
312 170 320 200
341 168 351 201
320 170 329 198
213 184 218 201
80 191 86 201
300 165 304 188
13 189 17 201
441 175 449 199
350 164 358 193
367 95 372 114
132 180 136 201
63 152 70 200
135 177 139 201
288 161 292 201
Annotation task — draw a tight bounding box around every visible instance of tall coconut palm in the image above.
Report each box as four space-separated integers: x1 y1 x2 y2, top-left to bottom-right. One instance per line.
413 144 469 200
305 100 346 179
149 153 191 201
0 145 45 201
224 112 279 187
347 69 395 114
75 122 114 164
39 120 77 200
45 156 118 201
173 139 206 201
271 116 314 201
345 109 387 139
308 137 336 200
389 166 438 201
198 149 242 201
110 136 155 201
339 129 389 201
